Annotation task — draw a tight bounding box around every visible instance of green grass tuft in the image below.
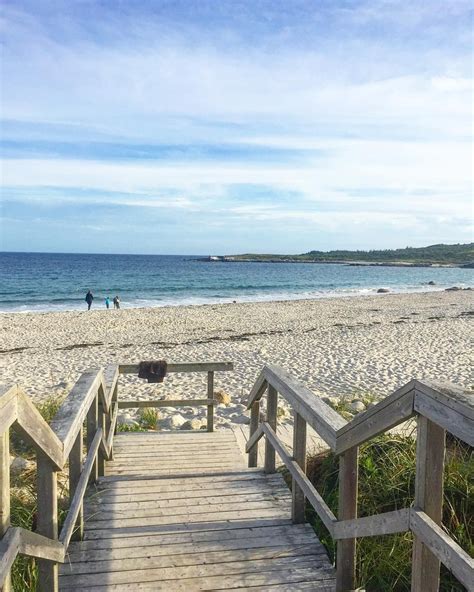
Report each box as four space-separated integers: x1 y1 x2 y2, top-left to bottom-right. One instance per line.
304 434 473 591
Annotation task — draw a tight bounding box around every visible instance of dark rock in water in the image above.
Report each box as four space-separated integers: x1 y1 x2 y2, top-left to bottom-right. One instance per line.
445 286 461 291
428 281 436 285
377 288 390 293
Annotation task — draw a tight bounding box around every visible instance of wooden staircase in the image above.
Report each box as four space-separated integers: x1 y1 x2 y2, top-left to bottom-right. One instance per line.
59 430 336 591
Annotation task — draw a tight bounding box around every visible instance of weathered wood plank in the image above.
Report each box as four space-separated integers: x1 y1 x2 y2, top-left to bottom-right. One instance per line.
60 428 103 548
246 369 267 407
49 369 104 459
36 452 59 592
86 394 98 485
16 390 63 469
61 566 336 591
68 428 83 542
292 411 306 523
0 428 12 591
414 390 473 446
18 528 65 563
62 542 324 575
117 398 217 408
333 508 410 539
119 362 234 374
262 423 337 533
59 554 326 587
410 509 474 591
206 370 214 432
264 385 278 473
336 445 358 592
247 401 260 467
336 384 415 454
0 527 20 590
0 386 17 433
411 416 445 592
264 364 346 449
67 530 319 562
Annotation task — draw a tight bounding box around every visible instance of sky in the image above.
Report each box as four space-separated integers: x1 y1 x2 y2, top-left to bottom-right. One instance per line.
1 0 473 255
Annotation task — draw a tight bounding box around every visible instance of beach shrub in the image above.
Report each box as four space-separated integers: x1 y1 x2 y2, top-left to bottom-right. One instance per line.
304 434 473 592
138 407 161 429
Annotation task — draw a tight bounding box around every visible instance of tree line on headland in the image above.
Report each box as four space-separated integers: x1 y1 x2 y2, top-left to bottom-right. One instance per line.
211 243 474 267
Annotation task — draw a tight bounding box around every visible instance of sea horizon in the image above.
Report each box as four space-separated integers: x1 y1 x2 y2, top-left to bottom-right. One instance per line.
1 251 472 313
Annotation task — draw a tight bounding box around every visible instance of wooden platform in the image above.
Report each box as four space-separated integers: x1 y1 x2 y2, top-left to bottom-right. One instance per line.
60 430 336 591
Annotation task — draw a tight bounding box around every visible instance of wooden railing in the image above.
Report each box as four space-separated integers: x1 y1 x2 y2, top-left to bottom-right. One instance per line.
0 361 233 592
246 365 474 592
118 362 233 431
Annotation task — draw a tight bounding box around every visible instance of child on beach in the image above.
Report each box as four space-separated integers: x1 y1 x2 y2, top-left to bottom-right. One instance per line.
105 296 110 309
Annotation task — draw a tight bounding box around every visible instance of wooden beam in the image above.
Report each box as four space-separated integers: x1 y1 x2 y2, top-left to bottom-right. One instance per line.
49 369 104 460
18 529 64 563
119 362 234 374
411 416 445 592
86 395 98 485
36 452 59 592
68 428 83 541
292 412 306 524
336 446 358 592
248 401 261 468
0 386 18 434
414 383 473 446
264 385 278 473
0 527 20 590
246 369 267 408
334 508 410 540
264 365 346 450
245 422 264 455
16 390 63 469
410 510 474 591
262 423 337 534
0 431 11 592
117 399 217 408
336 381 415 454
60 429 103 548
207 371 215 433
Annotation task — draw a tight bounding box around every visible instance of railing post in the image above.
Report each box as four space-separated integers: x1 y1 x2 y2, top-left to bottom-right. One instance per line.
292 412 307 523
336 445 358 592
207 371 214 432
264 385 278 473
1 430 11 592
87 393 98 484
248 400 260 467
69 427 83 541
411 416 445 592
97 390 106 477
37 452 59 592
113 380 119 438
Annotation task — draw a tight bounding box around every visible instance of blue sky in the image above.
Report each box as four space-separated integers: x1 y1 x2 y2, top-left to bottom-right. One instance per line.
1 0 472 254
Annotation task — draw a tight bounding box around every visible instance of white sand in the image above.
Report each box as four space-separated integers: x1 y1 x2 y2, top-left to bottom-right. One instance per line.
1 290 472 430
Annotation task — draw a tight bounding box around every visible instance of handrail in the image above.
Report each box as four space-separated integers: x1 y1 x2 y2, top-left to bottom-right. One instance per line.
117 361 233 433
0 359 233 592
245 364 474 592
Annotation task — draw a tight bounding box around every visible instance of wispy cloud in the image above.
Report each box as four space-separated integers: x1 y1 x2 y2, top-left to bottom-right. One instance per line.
0 0 472 253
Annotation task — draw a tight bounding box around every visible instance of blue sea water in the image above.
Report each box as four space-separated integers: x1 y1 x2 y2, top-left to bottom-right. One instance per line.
0 252 472 313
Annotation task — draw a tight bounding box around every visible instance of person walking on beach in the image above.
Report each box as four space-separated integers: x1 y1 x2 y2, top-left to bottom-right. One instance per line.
105 296 110 309
113 295 120 309
85 290 94 310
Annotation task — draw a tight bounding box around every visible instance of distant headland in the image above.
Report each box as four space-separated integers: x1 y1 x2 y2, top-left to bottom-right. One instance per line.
201 243 474 268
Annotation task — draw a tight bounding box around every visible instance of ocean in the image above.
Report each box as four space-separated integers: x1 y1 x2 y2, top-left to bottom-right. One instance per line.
0 252 472 313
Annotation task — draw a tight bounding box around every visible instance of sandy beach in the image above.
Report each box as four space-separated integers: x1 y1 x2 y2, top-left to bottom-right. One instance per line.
1 290 472 432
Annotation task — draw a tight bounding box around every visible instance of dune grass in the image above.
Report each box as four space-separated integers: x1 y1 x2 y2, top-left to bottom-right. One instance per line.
304 433 473 592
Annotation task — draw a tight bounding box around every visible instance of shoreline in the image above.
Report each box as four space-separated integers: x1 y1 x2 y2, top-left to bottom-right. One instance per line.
1 284 471 315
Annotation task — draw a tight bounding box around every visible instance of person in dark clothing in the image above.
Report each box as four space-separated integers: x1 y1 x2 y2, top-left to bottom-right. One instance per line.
85 290 94 310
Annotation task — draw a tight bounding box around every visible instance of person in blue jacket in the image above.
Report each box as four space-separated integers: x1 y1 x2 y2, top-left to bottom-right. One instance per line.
105 296 110 309
85 290 94 310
